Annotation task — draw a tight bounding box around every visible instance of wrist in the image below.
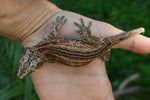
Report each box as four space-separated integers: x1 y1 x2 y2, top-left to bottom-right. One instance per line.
21 1 62 47
0 0 62 47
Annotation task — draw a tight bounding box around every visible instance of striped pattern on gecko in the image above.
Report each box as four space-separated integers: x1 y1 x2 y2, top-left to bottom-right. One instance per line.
17 16 145 79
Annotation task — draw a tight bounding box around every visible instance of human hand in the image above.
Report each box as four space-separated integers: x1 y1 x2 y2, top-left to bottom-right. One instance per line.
31 11 149 100
0 0 150 100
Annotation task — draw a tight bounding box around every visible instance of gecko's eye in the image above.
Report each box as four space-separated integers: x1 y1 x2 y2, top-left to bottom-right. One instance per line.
30 60 36 67
19 47 33 65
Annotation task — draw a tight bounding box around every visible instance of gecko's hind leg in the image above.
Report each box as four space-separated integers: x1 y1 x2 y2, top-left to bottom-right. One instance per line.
74 18 99 45
38 16 67 45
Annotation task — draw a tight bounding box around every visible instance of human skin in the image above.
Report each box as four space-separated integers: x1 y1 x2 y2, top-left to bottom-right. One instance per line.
0 0 150 100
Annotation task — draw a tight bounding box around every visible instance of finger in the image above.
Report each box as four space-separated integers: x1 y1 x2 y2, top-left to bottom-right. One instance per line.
113 34 150 54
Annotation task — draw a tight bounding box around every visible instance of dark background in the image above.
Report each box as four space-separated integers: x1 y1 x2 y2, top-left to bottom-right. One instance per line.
0 0 150 99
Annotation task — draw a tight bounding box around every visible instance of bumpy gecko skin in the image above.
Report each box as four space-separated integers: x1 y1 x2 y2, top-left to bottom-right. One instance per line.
17 16 145 79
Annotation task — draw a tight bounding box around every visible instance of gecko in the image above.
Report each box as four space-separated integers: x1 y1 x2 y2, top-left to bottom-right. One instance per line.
17 16 145 79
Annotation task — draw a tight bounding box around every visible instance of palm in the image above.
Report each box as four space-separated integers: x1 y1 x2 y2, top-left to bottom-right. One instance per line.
31 59 114 100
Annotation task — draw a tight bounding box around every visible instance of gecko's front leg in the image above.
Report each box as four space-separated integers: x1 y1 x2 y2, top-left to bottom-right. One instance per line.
38 16 67 45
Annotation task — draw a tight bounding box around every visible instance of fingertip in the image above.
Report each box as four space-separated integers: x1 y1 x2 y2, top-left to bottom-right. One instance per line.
114 35 150 54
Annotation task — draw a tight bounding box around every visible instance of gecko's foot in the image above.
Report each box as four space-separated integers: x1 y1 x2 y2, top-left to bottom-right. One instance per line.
74 18 99 45
74 18 92 36
37 16 67 45
50 16 67 39
52 16 67 31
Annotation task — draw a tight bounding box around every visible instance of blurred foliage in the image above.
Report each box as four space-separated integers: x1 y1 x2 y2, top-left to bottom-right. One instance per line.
0 0 150 99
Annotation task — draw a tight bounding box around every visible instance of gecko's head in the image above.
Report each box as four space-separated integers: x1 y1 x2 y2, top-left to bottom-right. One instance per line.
17 47 43 79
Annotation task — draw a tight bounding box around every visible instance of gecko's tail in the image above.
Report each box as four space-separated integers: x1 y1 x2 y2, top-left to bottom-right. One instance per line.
107 27 145 45
127 27 145 35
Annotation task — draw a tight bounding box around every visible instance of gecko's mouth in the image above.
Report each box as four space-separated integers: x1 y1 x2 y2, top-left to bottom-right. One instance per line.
17 68 32 79
17 62 38 79
17 66 26 79
17 73 24 79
